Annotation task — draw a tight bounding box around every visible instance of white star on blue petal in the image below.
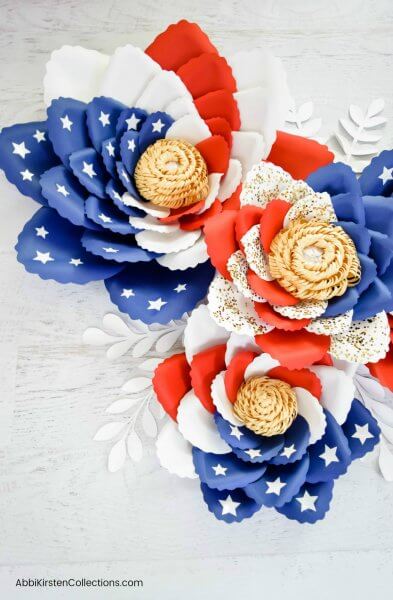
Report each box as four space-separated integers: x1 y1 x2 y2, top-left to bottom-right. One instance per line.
103 247 119 254
266 477 286 495
82 162 96 178
152 119 165 133
174 283 187 293
56 183 70 197
125 114 140 130
98 111 110 127
12 141 30 159
33 251 54 264
33 130 46 143
35 226 48 239
219 495 240 516
229 425 243 440
20 169 33 181
352 423 374 445
60 115 73 131
319 445 339 467
98 212 112 223
121 289 135 299
245 448 261 460
120 169 129 183
127 139 136 152
147 298 167 311
296 490 318 512
106 142 115 157
69 258 83 266
281 444 296 459
212 464 227 476
378 166 393 185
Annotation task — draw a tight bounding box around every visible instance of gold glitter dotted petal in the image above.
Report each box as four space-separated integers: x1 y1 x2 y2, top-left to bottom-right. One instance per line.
330 312 391 363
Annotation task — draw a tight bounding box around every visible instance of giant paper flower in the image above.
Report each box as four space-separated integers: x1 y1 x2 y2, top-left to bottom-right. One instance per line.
205 147 393 368
0 20 289 324
153 306 380 524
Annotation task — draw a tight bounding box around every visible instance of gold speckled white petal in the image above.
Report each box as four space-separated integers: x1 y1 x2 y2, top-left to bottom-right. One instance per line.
330 312 390 363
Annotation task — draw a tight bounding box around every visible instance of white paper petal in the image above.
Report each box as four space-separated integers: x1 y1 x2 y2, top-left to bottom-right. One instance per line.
135 228 200 254
197 173 222 213
332 358 360 379
121 193 170 218
184 304 229 363
99 45 160 105
136 70 190 113
218 159 242 201
177 390 231 454
284 193 336 226
44 45 109 106
227 250 267 302
156 235 208 270
295 387 326 445
309 365 354 425
165 96 199 120
129 214 179 233
273 300 327 320
379 440 393 482
244 354 280 379
330 312 390 364
231 131 266 175
211 372 243 426
241 224 273 281
306 311 353 336
240 161 294 208
165 114 210 145
156 420 197 478
208 274 272 336
224 333 261 366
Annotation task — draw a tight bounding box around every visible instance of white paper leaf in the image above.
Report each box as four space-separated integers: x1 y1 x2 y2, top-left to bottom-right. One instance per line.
349 104 365 127
380 422 393 446
367 98 384 118
300 118 322 137
121 376 152 394
297 101 313 122
94 421 126 441
351 143 379 157
142 406 158 437
155 329 182 353
151 398 166 420
82 327 118 346
335 133 351 155
108 438 127 472
102 313 132 337
131 335 156 358
379 440 393 482
127 431 143 462
364 115 387 128
139 357 163 371
106 339 134 361
340 118 382 143
106 397 141 414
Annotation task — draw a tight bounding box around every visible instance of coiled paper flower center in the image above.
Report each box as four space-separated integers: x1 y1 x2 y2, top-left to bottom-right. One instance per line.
233 376 298 436
134 138 209 209
268 218 361 301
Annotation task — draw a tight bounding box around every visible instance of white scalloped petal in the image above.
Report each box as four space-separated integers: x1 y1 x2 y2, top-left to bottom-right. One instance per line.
330 312 390 364
284 192 336 226
309 366 354 425
99 45 160 105
295 387 326 445
135 228 201 254
129 214 179 233
121 193 170 218
184 304 230 363
156 420 197 478
177 390 231 454
211 372 243 426
44 45 110 106
240 162 294 207
165 114 211 145
218 159 242 201
156 235 208 270
241 224 273 281
231 131 266 175
306 310 353 335
273 300 327 320
224 332 261 366
244 353 280 379
166 96 198 120
235 86 283 152
208 274 272 336
227 250 266 302
197 173 222 213
136 70 190 113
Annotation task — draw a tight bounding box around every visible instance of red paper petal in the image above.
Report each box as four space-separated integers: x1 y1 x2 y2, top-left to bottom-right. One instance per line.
159 199 206 224
177 53 236 99
222 183 241 210
145 20 217 71
190 344 227 412
224 350 258 403
267 131 334 180
267 366 322 400
235 206 265 245
206 117 233 149
196 135 230 174
255 329 331 369
204 210 238 280
180 199 222 231
314 353 333 366
247 270 299 306
195 90 240 131
368 346 393 393
259 199 291 253
152 353 191 421
254 302 311 330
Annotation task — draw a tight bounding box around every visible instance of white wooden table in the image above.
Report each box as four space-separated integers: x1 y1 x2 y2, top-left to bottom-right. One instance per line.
1 1 393 598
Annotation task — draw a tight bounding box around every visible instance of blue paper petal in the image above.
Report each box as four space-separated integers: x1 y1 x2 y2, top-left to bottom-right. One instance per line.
106 179 144 217
214 412 265 450
105 260 215 324
336 221 371 254
69 147 109 199
116 107 148 139
231 435 285 464
363 195 393 239
323 286 359 318
16 207 123 284
245 454 310 508
380 262 393 309
353 278 392 320
81 230 157 263
101 137 120 178
330 192 365 225
369 230 393 276
116 161 140 196
193 448 266 491
276 480 334 524
200 483 262 523
85 195 138 235
86 96 126 152
0 121 59 206
138 111 174 154
354 253 377 296
359 149 393 197
307 162 361 197
120 131 141 174
270 415 310 465
341 399 380 461
306 410 351 483
47 98 89 166
40 164 97 230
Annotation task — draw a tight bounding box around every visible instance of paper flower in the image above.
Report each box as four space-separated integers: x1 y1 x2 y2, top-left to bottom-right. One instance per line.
205 145 393 368
0 20 289 324
153 306 380 524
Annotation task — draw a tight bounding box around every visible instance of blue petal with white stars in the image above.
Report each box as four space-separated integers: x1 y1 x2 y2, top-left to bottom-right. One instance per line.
81 230 158 263
231 433 285 463
101 137 119 178
69 147 108 198
85 195 138 235
214 412 266 450
86 96 126 152
105 260 215 324
106 179 144 217
0 121 59 206
200 484 262 524
192 447 266 491
116 107 148 138
306 410 351 483
341 398 380 461
276 480 334 524
359 149 393 196
15 207 123 284
270 415 310 465
46 98 89 166
138 111 174 154
120 130 141 174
